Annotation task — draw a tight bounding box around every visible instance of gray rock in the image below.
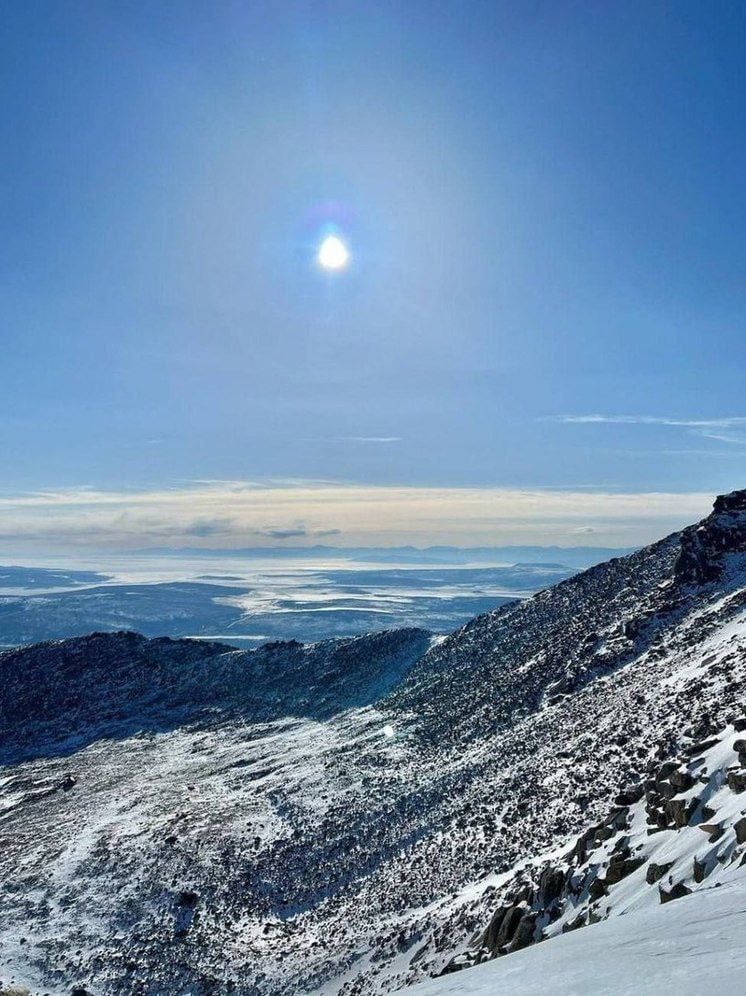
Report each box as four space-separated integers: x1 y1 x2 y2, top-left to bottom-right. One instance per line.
727 769 746 793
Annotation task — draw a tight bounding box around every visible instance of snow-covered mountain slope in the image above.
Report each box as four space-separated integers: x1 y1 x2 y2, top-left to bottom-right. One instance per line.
0 627 432 762
428 721 746 980
1 491 746 995
402 877 746 996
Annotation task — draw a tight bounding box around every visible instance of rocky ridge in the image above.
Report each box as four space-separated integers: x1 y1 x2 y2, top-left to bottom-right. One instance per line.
0 627 432 762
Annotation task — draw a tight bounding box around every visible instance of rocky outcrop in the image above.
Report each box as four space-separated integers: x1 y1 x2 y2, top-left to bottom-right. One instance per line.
674 490 746 585
441 720 746 977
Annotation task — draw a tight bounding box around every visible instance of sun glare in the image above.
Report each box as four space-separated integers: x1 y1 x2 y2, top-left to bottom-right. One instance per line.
317 234 350 271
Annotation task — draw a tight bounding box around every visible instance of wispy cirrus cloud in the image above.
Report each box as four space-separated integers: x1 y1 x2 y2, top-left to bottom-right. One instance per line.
548 415 746 445
305 436 403 444
345 436 402 443
0 480 715 553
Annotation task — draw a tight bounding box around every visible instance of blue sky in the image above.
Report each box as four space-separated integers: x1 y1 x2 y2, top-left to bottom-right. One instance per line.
1 2 745 550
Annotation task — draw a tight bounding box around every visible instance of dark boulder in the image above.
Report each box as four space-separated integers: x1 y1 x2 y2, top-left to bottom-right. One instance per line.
734 816 746 845
588 877 608 900
646 861 674 884
511 911 539 950
605 856 645 885
537 865 564 906
659 882 692 904
614 784 644 806
669 768 695 791
727 769 746 793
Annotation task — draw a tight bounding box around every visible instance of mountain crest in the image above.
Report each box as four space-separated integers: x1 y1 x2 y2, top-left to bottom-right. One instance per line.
674 488 746 585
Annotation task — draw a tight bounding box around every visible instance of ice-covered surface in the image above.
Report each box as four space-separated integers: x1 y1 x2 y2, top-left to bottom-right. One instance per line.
0 559 575 647
402 879 746 995
1 492 746 994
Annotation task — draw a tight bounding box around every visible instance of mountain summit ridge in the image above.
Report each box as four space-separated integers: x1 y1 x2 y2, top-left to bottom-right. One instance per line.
675 487 746 584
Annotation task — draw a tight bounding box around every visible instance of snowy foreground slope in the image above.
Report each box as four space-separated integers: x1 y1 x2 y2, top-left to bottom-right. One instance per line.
404 878 746 996
1 491 746 994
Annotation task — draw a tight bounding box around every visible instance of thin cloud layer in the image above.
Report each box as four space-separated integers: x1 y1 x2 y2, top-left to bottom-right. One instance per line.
0 481 714 552
551 415 746 445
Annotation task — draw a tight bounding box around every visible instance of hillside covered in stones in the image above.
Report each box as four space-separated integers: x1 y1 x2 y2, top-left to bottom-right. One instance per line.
0 627 432 763
433 720 746 979
1 491 746 995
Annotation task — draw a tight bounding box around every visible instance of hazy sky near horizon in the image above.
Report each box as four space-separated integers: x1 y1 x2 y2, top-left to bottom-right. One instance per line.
0 482 716 553
2 2 745 550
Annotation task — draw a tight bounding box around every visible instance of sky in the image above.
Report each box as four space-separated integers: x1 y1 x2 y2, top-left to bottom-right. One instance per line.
1 1 745 552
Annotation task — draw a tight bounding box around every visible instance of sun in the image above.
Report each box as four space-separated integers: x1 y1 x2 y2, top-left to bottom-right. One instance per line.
317 234 350 271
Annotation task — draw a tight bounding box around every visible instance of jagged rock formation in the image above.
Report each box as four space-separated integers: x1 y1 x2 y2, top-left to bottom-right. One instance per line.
674 488 746 584
1 491 746 995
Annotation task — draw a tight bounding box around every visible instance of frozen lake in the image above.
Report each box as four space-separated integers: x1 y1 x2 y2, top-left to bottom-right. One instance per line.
0 548 620 647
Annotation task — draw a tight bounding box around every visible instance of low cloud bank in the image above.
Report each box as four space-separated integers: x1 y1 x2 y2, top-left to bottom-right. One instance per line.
0 481 715 553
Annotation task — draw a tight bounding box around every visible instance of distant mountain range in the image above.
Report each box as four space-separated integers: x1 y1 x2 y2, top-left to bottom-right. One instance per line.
1 493 746 994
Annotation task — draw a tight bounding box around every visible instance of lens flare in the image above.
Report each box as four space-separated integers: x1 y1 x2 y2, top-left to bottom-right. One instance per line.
317 234 350 271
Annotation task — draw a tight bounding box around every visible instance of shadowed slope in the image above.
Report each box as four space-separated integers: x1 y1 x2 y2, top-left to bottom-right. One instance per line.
0 627 432 763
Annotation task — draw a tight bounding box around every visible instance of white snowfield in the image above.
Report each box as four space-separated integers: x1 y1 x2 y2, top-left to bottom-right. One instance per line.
404 880 746 995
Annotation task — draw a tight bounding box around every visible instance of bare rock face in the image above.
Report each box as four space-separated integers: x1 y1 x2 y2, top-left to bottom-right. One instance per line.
674 489 746 585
